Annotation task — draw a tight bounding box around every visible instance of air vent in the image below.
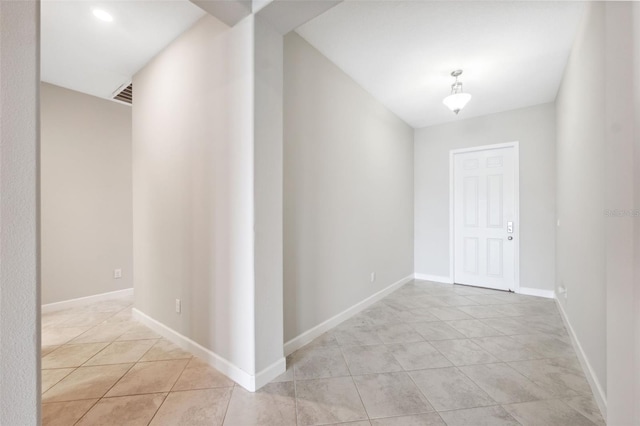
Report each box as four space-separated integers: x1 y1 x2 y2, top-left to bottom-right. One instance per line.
113 83 132 104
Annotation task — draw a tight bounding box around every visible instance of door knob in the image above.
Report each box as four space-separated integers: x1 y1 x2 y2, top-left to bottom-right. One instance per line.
508 236 513 240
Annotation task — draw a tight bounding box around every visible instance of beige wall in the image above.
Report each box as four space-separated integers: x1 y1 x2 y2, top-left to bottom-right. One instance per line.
283 33 414 343
40 83 132 305
414 103 557 293
555 0 607 412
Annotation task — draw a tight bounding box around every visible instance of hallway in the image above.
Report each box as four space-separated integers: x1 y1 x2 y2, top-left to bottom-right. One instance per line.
41 279 604 425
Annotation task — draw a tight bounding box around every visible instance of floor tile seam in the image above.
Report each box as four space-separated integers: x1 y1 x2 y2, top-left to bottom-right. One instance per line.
338 346 371 422
454 362 557 405
348 369 441 420
145 392 170 426
70 400 102 426
431 338 504 367
292 361 300 426
469 342 551 362
140 354 194 363
438 364 499 407
81 360 138 408
147 356 190 396
79 338 161 368
502 364 591 398
42 343 110 370
442 319 505 336
404 366 447 415
437 405 526 426
364 405 438 421
41 366 78 394
294 372 354 382
501 397 600 425
220 385 239 426
94 389 174 400
505 355 587 368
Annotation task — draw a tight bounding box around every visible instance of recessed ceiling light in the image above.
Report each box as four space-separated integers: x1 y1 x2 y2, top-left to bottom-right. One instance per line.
92 9 113 22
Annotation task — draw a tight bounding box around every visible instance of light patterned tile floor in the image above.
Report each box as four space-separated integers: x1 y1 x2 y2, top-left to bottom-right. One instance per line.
41 280 606 425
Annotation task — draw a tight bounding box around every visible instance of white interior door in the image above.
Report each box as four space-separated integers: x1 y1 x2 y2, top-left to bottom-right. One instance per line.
453 145 517 291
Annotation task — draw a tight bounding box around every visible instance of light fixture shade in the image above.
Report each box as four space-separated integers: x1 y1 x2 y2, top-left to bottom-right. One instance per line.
442 92 471 114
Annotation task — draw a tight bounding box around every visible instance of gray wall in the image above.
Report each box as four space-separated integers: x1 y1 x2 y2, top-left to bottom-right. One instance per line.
414 103 556 292
634 6 640 423
0 1 40 423
555 1 607 403
40 83 133 304
604 2 638 423
283 32 414 343
133 15 259 375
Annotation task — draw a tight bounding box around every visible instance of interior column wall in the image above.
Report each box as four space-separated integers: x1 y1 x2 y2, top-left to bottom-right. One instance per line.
605 2 638 423
133 15 257 377
253 16 285 374
555 1 607 413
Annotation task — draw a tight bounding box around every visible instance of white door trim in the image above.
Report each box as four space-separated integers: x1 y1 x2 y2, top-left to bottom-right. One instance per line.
449 141 520 292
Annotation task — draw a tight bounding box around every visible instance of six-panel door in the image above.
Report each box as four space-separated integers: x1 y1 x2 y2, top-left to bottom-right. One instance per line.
453 146 516 291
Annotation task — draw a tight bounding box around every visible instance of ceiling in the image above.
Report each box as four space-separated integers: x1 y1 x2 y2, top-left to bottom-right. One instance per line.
41 0 206 101
296 1 585 128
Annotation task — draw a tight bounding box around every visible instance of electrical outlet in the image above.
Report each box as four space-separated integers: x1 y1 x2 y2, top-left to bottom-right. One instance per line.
370 272 376 283
114 269 122 279
175 299 181 314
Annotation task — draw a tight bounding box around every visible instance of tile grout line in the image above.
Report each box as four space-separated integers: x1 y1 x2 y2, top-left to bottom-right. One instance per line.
70 350 138 425
219 384 236 426
338 346 371 423
291 357 300 426
145 392 170 425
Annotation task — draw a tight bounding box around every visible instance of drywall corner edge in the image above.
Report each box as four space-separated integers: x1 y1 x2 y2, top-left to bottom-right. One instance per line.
132 308 284 392
283 274 414 356
556 299 607 418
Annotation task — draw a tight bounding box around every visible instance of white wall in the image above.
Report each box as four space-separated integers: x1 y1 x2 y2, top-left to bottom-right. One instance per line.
133 15 256 376
0 1 41 423
40 83 132 305
283 32 414 343
414 103 556 292
555 2 607 410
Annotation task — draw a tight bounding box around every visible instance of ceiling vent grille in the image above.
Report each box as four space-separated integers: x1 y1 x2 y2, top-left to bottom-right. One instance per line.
113 83 132 104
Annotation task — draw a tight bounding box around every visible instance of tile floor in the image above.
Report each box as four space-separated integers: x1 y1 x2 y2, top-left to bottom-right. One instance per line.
41 280 606 425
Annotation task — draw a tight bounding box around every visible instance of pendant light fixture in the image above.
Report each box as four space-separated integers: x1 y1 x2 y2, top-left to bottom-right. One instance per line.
442 70 471 115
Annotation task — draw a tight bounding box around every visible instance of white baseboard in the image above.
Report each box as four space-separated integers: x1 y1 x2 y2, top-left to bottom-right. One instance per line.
132 308 285 392
518 287 555 299
42 288 133 314
284 274 414 356
414 273 454 284
555 299 607 419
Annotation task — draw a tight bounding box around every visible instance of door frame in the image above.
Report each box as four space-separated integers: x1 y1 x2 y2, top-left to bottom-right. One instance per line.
449 141 520 293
